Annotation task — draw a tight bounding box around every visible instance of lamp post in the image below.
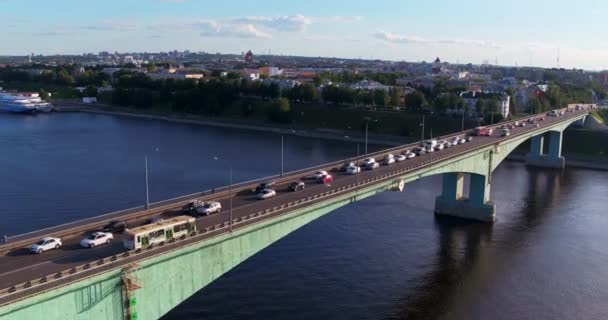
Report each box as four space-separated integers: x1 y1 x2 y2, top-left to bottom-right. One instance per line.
420 114 425 142
364 117 378 155
280 135 284 177
144 155 149 210
214 155 233 232
461 109 465 132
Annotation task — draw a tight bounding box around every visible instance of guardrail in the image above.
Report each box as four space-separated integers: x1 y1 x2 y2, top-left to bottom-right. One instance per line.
0 109 590 305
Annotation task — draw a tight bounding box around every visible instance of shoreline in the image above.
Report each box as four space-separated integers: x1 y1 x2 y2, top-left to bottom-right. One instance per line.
52 102 608 171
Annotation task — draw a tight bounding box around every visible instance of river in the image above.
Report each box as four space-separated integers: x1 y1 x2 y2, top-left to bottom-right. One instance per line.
2 112 608 320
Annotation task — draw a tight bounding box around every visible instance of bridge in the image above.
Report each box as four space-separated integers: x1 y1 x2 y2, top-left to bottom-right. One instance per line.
0 108 590 320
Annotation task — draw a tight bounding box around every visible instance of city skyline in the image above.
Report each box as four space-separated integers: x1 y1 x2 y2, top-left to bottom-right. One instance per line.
1 0 607 70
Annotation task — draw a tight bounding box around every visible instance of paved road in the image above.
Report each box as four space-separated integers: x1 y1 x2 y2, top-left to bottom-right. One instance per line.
0 109 590 292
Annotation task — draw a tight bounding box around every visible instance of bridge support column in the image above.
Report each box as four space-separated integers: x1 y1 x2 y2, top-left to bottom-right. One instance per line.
434 173 496 222
525 132 565 169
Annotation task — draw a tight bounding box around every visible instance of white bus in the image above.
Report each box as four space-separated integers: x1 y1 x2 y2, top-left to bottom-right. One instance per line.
123 216 196 250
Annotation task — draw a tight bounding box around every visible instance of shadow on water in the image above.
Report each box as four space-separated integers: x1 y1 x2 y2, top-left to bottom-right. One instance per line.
385 168 572 320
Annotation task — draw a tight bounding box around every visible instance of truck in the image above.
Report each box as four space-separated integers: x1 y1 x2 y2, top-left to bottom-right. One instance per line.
473 126 494 136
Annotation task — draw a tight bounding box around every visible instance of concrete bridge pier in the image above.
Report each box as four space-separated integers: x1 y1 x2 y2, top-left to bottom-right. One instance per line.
434 173 496 222
525 132 565 169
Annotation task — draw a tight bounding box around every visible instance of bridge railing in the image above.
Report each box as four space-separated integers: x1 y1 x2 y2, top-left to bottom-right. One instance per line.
0 109 590 305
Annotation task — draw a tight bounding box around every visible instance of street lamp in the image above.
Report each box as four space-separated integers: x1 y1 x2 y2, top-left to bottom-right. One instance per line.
144 156 149 210
280 135 284 177
213 156 233 232
143 147 159 210
363 117 378 155
420 114 425 142
461 109 465 132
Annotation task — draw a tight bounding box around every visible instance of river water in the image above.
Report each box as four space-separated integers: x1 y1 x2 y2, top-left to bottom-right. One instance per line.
2 113 608 320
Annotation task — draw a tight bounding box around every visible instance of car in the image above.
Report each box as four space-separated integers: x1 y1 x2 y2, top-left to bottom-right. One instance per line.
184 200 204 213
146 217 165 224
438 140 449 148
528 118 535 123
366 162 380 170
535 123 540 127
289 181 306 191
500 128 511 137
80 232 113 248
395 154 407 162
30 237 62 254
539 117 545 121
560 110 565 115
255 181 276 194
519 122 526 127
318 174 333 184
361 158 376 167
346 164 362 174
312 170 328 180
459 137 466 144
102 220 127 233
435 143 445 150
384 154 395 165
198 201 222 215
548 110 559 117
339 162 354 172
257 189 277 200
425 146 435 153
451 137 461 145
466 136 473 142
404 151 416 159
414 147 426 156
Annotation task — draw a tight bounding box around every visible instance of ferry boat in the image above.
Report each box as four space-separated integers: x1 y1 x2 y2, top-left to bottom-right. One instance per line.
0 91 53 113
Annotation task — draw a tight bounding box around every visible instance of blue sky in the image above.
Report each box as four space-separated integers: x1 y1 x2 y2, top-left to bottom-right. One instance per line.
1 0 607 70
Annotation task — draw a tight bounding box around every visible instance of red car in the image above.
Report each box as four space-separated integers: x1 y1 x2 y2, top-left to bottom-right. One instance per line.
318 174 333 184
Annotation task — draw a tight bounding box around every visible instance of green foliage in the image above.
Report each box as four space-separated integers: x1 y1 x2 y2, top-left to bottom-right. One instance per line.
268 98 291 123
404 90 428 110
373 90 389 106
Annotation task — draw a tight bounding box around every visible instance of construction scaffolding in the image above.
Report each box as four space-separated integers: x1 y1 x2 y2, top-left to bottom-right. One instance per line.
121 263 142 320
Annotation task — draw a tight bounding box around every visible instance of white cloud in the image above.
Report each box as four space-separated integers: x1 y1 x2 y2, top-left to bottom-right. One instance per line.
83 20 140 32
373 30 502 49
198 20 272 39
234 14 312 32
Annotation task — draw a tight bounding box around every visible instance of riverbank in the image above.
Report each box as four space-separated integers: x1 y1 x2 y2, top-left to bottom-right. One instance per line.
52 101 608 171
53 101 409 147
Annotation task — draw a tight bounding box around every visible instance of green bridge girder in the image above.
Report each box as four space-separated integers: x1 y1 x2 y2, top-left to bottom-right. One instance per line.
0 114 587 320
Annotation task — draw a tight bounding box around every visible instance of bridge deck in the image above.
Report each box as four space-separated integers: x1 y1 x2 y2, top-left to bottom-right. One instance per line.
0 108 590 305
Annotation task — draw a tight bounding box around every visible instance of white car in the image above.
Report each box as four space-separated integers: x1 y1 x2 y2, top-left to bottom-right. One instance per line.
30 237 62 254
500 128 511 137
438 140 449 148
451 137 461 145
346 164 361 174
366 162 380 170
257 189 277 200
466 136 473 142
395 154 407 162
459 137 466 144
80 232 113 248
362 158 376 167
405 151 416 159
384 154 396 165
197 201 221 215
313 170 328 180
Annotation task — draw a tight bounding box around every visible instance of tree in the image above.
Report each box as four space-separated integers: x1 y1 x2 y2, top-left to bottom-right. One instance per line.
300 83 318 102
38 89 50 100
389 88 401 107
84 85 98 97
475 99 485 114
268 98 291 123
405 90 428 110
373 90 389 107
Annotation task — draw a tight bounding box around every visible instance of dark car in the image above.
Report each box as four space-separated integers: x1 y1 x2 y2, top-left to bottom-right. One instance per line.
102 220 127 233
289 181 305 192
255 181 276 194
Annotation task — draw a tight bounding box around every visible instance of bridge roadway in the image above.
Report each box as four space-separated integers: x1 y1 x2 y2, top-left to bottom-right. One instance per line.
0 108 590 299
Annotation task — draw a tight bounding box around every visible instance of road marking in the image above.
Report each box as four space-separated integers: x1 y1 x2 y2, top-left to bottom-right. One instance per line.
0 260 53 278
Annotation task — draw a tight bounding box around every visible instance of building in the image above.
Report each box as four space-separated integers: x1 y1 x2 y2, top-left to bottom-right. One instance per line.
244 50 254 63
260 67 282 77
351 79 391 91
432 57 442 74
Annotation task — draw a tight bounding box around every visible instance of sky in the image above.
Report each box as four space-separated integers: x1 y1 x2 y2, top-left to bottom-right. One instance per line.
1 0 607 70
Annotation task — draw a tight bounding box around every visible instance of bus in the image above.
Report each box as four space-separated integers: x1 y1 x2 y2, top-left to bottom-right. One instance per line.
123 216 196 250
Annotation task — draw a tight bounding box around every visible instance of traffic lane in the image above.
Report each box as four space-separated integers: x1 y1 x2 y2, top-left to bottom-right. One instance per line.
0 239 126 288
0 111 586 288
